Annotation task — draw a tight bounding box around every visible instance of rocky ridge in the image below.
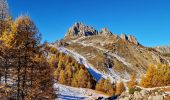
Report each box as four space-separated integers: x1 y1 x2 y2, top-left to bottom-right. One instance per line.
65 22 140 45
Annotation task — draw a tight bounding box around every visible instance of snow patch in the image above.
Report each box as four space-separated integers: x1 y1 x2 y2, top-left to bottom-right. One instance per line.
54 83 108 100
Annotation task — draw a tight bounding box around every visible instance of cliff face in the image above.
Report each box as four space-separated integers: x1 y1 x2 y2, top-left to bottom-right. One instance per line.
120 34 139 45
65 22 98 37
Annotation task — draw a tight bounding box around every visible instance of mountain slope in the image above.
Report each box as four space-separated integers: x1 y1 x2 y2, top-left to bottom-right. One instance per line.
155 46 170 53
52 22 170 81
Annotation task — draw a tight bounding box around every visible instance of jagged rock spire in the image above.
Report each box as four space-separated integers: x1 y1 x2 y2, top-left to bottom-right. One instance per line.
0 0 10 19
65 22 98 37
65 22 113 37
120 33 139 45
99 28 112 36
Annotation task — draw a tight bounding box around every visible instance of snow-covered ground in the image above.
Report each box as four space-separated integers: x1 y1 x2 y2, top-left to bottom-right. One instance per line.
54 83 108 100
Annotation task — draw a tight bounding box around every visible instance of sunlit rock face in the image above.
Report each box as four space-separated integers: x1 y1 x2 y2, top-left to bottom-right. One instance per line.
99 28 112 36
120 33 139 45
65 22 98 37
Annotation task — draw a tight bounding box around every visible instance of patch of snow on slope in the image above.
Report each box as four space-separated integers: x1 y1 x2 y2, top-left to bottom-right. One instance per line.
57 47 115 82
111 53 132 69
108 68 130 81
54 83 108 100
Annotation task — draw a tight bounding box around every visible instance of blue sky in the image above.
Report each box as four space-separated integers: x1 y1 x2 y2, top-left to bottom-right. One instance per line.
8 0 170 47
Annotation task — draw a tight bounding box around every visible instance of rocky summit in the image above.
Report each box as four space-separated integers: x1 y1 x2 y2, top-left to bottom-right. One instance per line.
65 22 98 37
65 22 113 38
65 22 139 45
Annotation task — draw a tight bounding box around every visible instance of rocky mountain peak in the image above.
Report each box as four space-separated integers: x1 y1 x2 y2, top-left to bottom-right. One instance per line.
65 22 113 38
120 33 139 45
65 22 140 45
65 22 98 37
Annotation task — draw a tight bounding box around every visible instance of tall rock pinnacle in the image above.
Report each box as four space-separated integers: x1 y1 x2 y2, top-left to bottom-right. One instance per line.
120 33 139 45
65 22 98 37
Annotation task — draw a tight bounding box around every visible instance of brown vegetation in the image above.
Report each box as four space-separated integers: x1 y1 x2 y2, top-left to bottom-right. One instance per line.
140 64 170 88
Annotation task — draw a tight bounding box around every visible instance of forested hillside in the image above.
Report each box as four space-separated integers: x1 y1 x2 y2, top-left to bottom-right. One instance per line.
45 45 124 96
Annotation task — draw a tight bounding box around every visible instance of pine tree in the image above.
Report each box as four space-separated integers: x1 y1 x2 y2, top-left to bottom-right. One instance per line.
95 79 104 92
140 64 170 88
96 78 115 95
140 65 157 88
65 64 72 85
0 16 14 85
116 81 125 95
71 75 78 87
59 70 66 84
7 16 54 99
127 73 137 89
77 68 88 88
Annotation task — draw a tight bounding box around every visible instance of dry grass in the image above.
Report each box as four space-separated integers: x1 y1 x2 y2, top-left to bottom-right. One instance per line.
162 87 170 92
63 35 168 80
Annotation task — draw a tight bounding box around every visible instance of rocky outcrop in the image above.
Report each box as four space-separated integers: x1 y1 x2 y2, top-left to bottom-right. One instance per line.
120 33 128 40
65 22 114 37
120 33 139 45
65 23 140 45
128 35 139 45
99 28 112 36
119 90 167 100
65 22 98 37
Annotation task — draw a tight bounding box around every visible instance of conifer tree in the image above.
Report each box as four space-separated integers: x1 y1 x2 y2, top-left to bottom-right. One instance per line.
59 70 66 84
95 78 104 92
140 64 170 88
6 16 55 99
127 73 137 89
96 78 115 95
116 81 125 95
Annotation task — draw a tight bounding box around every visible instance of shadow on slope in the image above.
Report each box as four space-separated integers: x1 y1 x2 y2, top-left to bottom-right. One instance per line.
59 94 86 100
